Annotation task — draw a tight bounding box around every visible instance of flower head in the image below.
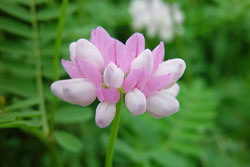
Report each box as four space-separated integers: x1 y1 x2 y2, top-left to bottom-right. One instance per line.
129 0 185 42
51 26 186 128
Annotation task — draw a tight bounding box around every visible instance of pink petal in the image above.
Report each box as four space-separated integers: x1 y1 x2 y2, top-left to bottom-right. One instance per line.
163 83 180 97
75 56 102 86
153 58 186 87
102 40 116 65
62 79 96 106
90 29 97 44
130 49 153 73
123 68 144 92
125 88 146 116
114 40 129 73
95 102 116 128
146 90 179 118
75 39 105 72
69 42 76 62
152 42 164 74
142 74 172 96
135 69 149 90
102 88 120 104
90 26 113 54
103 40 129 73
51 80 71 102
51 78 96 106
103 62 124 88
96 87 120 104
126 33 145 62
96 87 105 102
61 59 83 78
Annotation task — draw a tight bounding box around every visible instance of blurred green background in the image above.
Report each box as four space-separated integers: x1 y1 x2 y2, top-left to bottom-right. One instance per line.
0 0 250 166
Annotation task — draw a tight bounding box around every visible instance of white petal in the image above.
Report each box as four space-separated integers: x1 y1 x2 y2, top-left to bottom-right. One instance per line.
69 42 76 62
172 4 185 25
51 78 96 106
125 88 146 116
146 90 179 118
76 39 105 72
163 83 180 97
153 58 185 87
130 49 153 73
95 102 116 128
51 80 72 102
103 62 124 88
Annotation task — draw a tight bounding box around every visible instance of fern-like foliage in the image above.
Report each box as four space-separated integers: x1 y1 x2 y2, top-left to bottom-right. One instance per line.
0 0 90 128
167 79 218 156
0 0 48 129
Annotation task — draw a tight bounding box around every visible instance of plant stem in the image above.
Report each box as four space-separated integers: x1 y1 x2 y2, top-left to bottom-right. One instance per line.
105 92 123 167
30 0 49 135
50 0 69 134
53 0 68 82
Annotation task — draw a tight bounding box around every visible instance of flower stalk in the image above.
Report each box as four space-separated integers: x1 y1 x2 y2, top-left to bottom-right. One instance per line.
30 0 49 135
105 91 124 167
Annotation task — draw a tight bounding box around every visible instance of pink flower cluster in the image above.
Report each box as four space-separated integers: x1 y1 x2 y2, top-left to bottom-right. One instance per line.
51 26 186 128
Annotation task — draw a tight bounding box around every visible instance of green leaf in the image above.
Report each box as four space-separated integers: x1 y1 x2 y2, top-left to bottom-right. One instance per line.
114 138 134 156
0 60 35 79
114 137 141 162
173 130 204 142
0 1 31 22
39 20 93 43
0 41 32 56
167 80 218 156
171 142 201 156
0 77 36 98
149 149 191 167
0 114 15 123
54 130 83 153
0 17 32 38
6 98 39 110
0 120 41 128
10 110 42 118
54 104 93 124
37 4 76 21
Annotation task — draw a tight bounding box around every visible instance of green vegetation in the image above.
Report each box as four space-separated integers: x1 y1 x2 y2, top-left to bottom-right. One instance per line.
0 0 250 166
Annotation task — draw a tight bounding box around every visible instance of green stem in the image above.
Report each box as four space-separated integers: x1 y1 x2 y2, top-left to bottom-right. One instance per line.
50 0 69 134
30 0 49 135
105 92 123 167
53 0 68 82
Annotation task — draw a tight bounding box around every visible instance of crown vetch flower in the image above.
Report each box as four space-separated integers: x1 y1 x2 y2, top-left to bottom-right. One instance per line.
51 26 186 128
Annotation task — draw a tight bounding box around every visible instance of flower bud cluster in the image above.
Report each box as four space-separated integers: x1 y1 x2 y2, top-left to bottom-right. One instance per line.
51 27 186 128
